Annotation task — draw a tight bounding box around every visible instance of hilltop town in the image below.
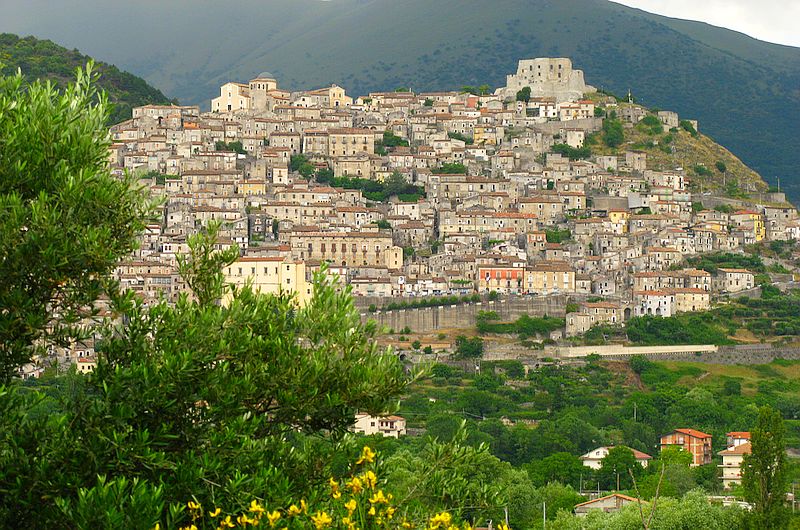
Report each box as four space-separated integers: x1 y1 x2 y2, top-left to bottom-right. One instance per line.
52 56 794 371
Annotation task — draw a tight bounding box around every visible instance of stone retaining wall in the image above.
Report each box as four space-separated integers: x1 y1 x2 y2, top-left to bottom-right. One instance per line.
362 295 567 333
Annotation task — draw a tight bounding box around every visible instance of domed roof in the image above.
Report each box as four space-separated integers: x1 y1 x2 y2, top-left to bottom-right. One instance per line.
255 71 275 80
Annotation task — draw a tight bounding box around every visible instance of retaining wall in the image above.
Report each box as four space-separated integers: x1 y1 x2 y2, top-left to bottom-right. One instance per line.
361 295 567 333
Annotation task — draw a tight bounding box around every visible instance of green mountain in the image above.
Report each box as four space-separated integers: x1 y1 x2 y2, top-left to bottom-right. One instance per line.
0 34 174 124
2 0 798 199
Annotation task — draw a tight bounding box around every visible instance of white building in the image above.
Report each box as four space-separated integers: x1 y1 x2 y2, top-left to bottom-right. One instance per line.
719 442 751 489
580 446 652 470
353 414 407 438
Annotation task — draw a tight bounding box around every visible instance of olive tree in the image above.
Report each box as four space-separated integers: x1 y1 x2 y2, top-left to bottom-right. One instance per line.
0 64 152 382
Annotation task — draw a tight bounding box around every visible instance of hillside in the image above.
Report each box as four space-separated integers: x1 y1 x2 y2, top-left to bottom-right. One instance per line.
0 34 174 124
586 101 769 196
1 0 797 200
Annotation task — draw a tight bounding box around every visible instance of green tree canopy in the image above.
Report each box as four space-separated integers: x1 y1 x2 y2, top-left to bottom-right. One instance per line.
0 64 152 382
742 406 789 529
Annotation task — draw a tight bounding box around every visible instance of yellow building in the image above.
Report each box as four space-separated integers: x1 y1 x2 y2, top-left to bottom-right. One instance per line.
224 256 313 304
524 261 576 294
289 230 402 270
731 210 766 241
240 179 267 196
328 128 375 158
608 209 630 232
211 82 250 113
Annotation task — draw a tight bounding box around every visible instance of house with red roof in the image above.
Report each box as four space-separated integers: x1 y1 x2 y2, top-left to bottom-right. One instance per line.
660 428 713 466
719 432 751 489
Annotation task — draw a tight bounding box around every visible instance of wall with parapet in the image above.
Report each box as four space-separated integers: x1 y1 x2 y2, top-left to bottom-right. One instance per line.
360 295 567 333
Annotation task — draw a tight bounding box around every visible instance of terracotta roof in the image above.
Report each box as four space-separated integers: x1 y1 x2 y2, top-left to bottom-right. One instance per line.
718 442 752 456
672 428 712 439
727 431 751 439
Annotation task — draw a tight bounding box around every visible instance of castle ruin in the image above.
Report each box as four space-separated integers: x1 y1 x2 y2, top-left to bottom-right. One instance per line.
495 58 595 102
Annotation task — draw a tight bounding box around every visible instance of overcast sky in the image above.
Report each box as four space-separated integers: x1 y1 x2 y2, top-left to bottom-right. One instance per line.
612 0 800 47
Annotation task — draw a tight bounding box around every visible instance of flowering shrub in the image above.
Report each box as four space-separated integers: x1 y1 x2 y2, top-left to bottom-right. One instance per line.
169 446 510 530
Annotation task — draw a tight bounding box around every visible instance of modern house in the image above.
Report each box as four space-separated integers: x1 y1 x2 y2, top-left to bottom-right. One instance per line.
660 429 713 466
579 446 652 470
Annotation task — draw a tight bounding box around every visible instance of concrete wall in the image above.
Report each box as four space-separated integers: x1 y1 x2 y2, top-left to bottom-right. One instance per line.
362 295 567 333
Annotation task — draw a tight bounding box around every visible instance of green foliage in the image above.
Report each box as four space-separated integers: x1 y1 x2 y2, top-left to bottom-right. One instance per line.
551 489 745 529
476 312 564 339
454 336 484 359
0 226 409 527
684 252 765 274
382 294 479 311
0 34 174 124
436 163 467 175
325 174 425 203
376 219 391 229
716 160 728 173
602 117 625 148
638 114 663 135
215 140 246 154
742 406 789 529
447 132 473 145
551 143 591 160
714 204 735 214
526 452 585 488
381 130 409 148
680 119 699 137
625 314 734 346
597 446 642 490
694 164 713 177
545 228 572 243
0 65 153 382
515 86 531 102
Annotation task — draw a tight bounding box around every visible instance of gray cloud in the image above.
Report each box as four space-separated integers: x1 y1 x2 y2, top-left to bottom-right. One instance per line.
612 0 800 47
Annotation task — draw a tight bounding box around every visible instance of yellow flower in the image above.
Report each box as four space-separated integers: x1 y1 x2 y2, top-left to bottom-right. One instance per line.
428 512 453 529
153 525 161 530
210 508 222 518
369 490 389 505
329 477 340 490
496 524 510 530
187 501 201 511
179 526 198 530
342 516 357 530
368 506 376 516
237 514 257 526
385 506 396 519
344 498 357 514
267 510 281 527
332 490 342 499
346 476 364 494
311 511 333 529
287 504 302 517
217 515 235 529
301 499 308 513
402 520 412 529
249 500 266 515
362 470 378 489
356 445 376 464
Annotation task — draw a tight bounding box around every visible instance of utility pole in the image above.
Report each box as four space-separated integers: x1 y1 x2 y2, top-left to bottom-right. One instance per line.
633 402 637 421
543 500 546 530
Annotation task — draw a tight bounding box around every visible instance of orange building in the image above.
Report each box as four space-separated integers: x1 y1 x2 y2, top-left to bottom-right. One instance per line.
660 428 713 466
